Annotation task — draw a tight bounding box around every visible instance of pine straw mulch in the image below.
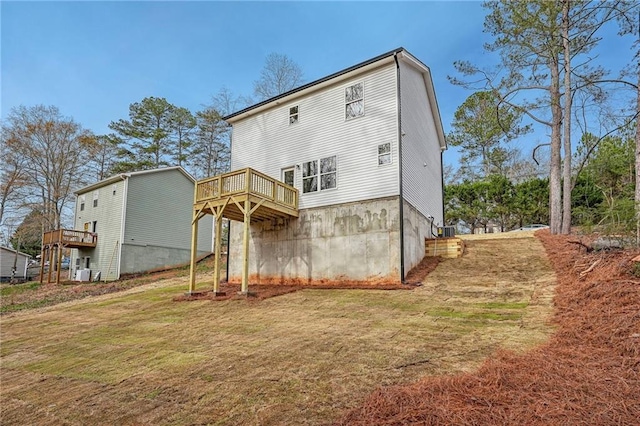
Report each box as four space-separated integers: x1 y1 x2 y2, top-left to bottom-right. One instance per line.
334 230 640 425
173 255 441 302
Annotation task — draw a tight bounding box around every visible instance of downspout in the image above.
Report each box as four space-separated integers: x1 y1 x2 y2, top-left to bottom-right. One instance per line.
226 124 234 283
117 176 128 280
441 150 445 224
394 53 405 283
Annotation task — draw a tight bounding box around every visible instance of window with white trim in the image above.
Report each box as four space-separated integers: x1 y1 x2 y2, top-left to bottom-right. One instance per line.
302 155 337 193
289 106 299 125
378 143 392 165
92 190 99 208
345 82 364 120
80 195 85 211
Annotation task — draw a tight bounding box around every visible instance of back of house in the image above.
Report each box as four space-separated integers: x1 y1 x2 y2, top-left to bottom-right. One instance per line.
222 48 446 285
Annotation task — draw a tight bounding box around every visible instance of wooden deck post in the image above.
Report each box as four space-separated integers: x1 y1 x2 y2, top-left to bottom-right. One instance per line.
188 213 199 294
213 213 223 294
241 198 251 294
38 246 45 284
55 243 63 284
47 244 54 284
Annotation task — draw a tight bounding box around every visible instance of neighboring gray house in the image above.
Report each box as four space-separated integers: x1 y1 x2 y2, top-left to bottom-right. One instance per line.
212 47 446 286
72 166 213 281
0 246 31 282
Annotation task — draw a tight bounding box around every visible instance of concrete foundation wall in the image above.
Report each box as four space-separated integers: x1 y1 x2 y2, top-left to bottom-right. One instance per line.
402 199 432 276
119 244 210 276
228 197 402 284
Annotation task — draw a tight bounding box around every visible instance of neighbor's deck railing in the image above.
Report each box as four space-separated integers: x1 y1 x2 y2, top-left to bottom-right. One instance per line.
43 229 97 247
195 168 298 211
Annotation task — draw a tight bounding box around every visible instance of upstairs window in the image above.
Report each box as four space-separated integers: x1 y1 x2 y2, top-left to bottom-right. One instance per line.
80 195 85 211
345 82 364 120
289 106 299 125
378 143 392 165
93 191 99 208
303 156 337 193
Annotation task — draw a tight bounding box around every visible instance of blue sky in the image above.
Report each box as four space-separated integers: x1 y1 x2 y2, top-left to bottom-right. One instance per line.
1 1 636 170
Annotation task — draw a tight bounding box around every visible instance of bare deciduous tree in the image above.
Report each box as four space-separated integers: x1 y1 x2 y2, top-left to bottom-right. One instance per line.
253 53 304 101
2 105 95 231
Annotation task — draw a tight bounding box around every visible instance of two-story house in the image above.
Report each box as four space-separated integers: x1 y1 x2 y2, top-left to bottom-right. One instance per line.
68 166 213 281
189 47 446 293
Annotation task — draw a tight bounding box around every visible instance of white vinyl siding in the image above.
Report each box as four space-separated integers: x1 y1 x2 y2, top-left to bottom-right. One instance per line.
231 63 400 209
399 61 444 225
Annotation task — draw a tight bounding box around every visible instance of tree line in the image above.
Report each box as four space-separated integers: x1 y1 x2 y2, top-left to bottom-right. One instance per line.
0 53 304 253
446 0 638 239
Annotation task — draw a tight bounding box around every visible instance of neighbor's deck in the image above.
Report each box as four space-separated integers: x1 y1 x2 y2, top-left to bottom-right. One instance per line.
194 167 298 221
43 229 97 248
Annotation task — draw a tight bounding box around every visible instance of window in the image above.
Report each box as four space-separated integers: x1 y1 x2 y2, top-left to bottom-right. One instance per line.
112 185 117 196
289 106 299 125
320 156 337 190
282 167 295 187
345 82 364 120
303 156 336 193
302 161 317 193
378 143 392 165
92 190 99 208
80 195 85 211
93 199 98 208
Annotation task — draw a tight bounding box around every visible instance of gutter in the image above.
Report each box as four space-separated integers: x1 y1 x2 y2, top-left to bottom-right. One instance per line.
394 53 406 283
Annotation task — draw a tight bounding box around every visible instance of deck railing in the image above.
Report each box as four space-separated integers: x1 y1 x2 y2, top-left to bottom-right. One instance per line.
196 168 298 211
43 229 97 247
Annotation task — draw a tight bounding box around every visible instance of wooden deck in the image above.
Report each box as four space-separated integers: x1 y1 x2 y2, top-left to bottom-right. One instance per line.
193 168 298 222
43 229 97 249
189 168 299 295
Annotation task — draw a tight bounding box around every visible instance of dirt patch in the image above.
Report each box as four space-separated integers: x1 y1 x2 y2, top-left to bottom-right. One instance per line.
334 230 640 425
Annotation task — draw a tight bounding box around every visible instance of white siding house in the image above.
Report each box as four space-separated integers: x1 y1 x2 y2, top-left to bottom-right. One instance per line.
223 48 446 284
72 167 213 281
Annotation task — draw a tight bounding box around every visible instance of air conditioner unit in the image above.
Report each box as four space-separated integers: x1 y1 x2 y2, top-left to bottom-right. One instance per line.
75 269 91 282
437 226 456 238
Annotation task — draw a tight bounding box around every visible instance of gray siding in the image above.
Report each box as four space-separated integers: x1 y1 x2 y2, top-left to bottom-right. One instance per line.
73 179 125 281
399 61 444 225
121 169 212 274
231 63 400 209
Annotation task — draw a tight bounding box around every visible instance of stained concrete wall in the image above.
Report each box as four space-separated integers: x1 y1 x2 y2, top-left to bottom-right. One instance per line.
402 199 433 276
228 196 402 284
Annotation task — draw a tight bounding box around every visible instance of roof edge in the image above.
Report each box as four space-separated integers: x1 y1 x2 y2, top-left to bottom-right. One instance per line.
223 47 406 122
74 166 195 195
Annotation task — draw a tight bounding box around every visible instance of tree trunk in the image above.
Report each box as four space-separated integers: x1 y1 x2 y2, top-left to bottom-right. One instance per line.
635 66 640 247
549 56 563 235
561 0 573 234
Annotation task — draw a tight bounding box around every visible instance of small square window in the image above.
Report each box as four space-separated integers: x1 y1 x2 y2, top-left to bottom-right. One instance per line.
289 106 299 125
378 143 392 165
345 82 364 120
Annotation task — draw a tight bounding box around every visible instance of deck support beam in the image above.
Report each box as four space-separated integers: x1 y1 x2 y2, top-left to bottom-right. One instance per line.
213 213 223 294
56 243 63 284
188 212 199 294
241 198 251 294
